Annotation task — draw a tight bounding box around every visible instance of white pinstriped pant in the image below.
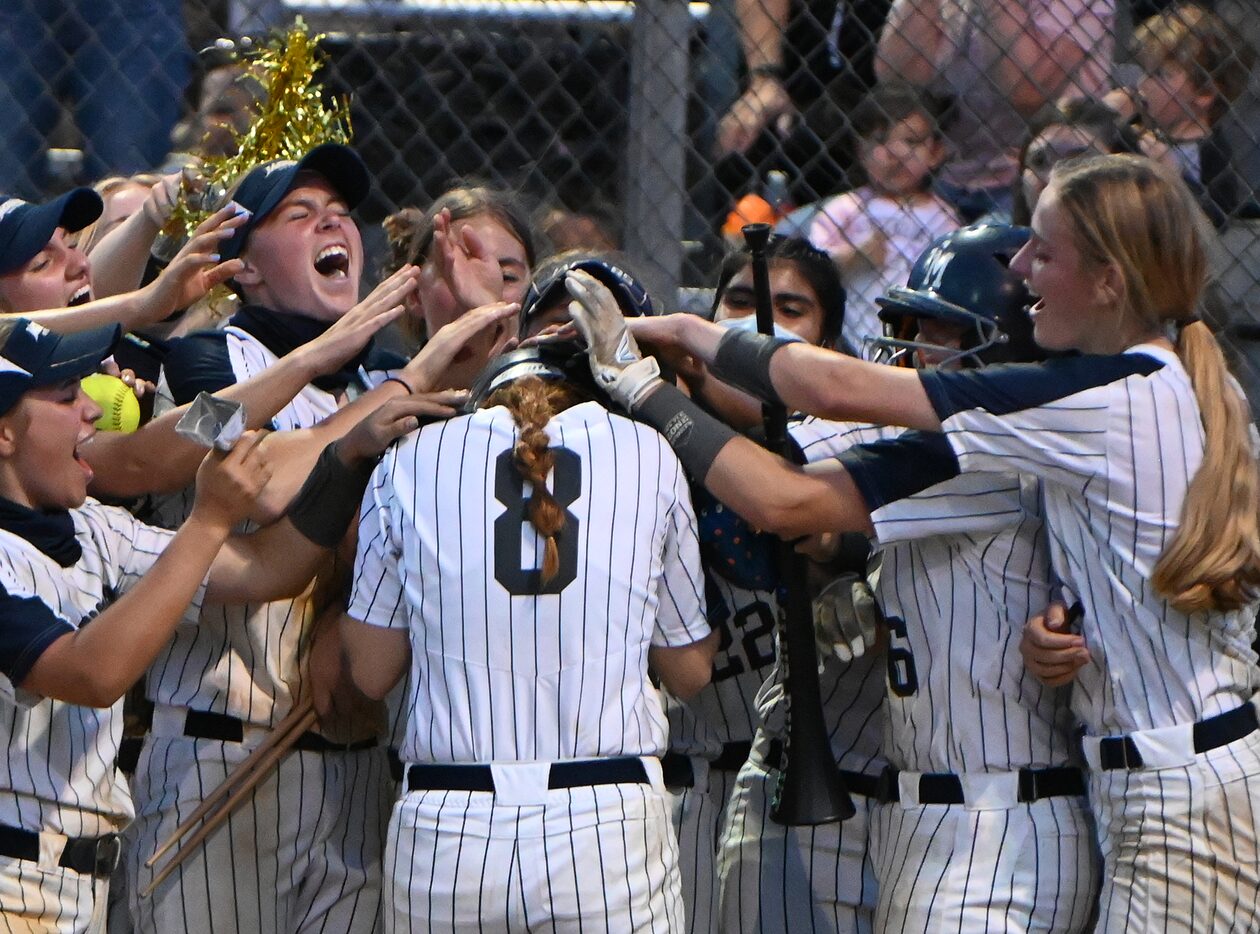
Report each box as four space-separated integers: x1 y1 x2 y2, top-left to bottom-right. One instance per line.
716 753 877 934
0 855 109 933
1091 730 1260 932
382 780 682 933
124 734 389 934
870 791 1099 933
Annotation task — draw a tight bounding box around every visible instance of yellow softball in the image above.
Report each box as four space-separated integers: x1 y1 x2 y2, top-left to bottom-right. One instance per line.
80 373 141 433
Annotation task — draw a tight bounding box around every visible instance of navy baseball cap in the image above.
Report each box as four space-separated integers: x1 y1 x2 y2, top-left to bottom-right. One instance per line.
0 189 103 275
520 256 654 336
0 318 120 415
220 143 370 261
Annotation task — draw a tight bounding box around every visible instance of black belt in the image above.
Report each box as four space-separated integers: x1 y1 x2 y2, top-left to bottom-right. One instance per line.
0 824 120 877
1098 702 1259 771
876 766 1086 805
182 709 377 754
662 742 754 789
407 757 650 792
710 741 753 772
763 740 883 799
387 746 404 783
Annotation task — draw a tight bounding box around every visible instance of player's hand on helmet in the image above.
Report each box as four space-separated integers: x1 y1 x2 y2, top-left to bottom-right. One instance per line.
191 429 272 533
140 203 248 323
564 269 662 410
812 572 880 663
1020 601 1090 687
337 390 468 463
298 265 418 376
404 301 520 391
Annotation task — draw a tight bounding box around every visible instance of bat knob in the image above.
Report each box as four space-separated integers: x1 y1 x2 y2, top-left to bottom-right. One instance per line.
741 223 772 251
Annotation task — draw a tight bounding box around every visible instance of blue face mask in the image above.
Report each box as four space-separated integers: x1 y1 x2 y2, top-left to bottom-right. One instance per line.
716 314 805 343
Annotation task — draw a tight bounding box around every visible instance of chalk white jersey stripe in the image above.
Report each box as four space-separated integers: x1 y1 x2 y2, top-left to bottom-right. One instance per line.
145 328 336 728
349 401 709 764
0 501 202 836
920 344 1260 735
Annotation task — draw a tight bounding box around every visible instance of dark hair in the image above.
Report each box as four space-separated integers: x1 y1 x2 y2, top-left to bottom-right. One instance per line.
850 82 949 142
711 235 846 348
381 185 537 277
1011 98 1142 224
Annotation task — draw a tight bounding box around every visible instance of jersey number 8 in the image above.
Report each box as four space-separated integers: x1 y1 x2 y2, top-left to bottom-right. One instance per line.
493 447 581 595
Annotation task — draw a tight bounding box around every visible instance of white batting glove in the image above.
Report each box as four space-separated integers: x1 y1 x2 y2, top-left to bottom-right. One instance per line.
565 269 662 410
813 573 880 663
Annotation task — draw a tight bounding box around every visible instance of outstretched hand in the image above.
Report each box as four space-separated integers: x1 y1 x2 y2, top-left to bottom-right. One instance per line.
142 203 249 322
191 429 272 533
564 269 662 410
403 300 520 391
299 265 420 376
336 391 469 464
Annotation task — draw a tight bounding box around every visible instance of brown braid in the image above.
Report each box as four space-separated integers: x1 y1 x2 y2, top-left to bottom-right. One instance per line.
485 377 584 584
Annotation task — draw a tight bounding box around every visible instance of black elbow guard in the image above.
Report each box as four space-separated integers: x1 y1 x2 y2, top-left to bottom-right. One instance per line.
285 442 377 549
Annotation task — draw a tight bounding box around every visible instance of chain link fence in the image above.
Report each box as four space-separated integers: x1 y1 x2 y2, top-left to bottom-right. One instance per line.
4 0 1260 401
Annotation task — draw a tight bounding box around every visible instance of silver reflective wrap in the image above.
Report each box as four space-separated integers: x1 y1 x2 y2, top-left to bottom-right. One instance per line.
174 392 247 451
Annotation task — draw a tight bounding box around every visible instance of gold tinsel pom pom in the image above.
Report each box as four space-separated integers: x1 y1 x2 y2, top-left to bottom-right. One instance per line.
163 18 353 246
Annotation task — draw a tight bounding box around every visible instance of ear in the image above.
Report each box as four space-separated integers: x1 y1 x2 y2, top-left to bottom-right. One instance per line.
1095 260 1125 310
0 410 23 458
232 254 263 288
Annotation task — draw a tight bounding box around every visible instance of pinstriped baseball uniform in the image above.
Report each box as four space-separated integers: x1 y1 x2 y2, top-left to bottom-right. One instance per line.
127 319 389 934
915 344 1260 930
855 468 1097 933
715 417 889 934
349 400 710 933
0 500 203 932
663 571 777 934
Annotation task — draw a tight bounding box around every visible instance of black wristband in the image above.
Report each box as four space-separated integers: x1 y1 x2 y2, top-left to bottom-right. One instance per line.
709 329 792 406
636 383 739 483
285 442 377 549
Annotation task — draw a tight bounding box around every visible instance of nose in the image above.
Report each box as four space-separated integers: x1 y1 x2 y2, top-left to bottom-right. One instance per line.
317 209 342 231
1010 241 1032 279
76 385 103 425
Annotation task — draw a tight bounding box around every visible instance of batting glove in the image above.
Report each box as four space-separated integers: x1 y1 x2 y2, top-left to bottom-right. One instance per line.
813 573 880 663
565 269 662 411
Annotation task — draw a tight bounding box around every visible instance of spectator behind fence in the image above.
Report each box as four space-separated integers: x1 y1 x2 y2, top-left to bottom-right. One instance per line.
710 0 893 207
0 0 190 199
1105 2 1258 226
1012 98 1141 224
875 0 1114 222
807 84 958 355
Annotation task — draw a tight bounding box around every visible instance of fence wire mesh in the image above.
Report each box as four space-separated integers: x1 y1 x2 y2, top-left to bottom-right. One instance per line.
3 0 1260 407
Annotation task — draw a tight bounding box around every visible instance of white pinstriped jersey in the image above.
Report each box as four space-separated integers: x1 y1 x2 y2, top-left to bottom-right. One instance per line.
665 573 779 759
800 417 1079 773
146 327 337 727
919 344 1260 735
741 417 893 774
0 501 203 837
349 401 710 764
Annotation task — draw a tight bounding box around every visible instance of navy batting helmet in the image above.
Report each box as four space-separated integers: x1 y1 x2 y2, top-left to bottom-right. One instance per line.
519 255 654 338
467 340 602 412
870 224 1040 368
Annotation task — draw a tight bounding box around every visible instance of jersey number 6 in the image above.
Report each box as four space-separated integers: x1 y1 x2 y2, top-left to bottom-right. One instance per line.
493 446 581 595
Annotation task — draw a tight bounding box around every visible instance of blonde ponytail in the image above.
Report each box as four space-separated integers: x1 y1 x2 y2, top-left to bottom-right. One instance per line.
1152 320 1260 612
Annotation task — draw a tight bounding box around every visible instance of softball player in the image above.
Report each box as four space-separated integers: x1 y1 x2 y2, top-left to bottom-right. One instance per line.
130 144 394 934
0 316 378 931
669 238 866 934
342 343 716 933
578 154 1260 930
